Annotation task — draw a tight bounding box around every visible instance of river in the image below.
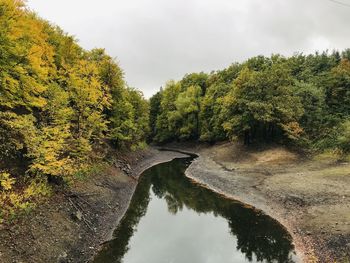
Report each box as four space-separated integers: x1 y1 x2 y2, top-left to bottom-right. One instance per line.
93 156 299 263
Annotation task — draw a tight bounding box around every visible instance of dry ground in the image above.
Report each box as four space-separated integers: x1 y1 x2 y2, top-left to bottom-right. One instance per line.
169 142 350 262
0 148 186 263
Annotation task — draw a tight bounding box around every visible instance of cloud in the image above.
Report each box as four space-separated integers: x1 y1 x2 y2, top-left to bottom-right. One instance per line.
27 0 350 97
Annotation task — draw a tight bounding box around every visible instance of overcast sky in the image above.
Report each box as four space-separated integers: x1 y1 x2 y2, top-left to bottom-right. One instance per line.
27 0 350 98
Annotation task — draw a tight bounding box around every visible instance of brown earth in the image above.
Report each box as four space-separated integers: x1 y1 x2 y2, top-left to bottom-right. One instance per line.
0 148 187 263
166 142 350 263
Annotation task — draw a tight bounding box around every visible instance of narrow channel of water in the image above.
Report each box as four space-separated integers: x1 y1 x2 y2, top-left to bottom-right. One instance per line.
93 157 299 263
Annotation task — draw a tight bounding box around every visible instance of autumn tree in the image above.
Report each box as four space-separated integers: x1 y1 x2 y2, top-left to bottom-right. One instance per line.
0 0 149 182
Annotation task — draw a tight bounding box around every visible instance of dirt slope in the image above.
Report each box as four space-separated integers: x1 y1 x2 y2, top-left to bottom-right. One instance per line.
0 148 186 263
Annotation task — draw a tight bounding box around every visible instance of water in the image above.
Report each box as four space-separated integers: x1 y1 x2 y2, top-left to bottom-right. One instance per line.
93 157 299 263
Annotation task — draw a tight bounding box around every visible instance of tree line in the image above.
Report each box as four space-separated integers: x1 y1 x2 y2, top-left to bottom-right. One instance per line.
150 51 350 154
0 0 149 221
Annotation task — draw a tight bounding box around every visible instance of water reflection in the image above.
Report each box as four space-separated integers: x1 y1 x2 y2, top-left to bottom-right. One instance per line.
93 157 298 263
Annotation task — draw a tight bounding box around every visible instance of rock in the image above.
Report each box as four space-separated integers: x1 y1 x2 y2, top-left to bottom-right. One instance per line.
284 194 305 206
71 210 83 221
57 252 68 263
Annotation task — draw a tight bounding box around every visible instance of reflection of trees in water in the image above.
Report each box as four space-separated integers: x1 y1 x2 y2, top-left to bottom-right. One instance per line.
94 158 296 263
151 158 296 262
93 169 153 263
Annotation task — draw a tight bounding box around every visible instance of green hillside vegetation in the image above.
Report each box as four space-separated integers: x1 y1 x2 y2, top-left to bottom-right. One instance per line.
150 52 350 154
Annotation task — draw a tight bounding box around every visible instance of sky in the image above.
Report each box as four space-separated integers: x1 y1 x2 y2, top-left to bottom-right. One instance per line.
26 0 350 98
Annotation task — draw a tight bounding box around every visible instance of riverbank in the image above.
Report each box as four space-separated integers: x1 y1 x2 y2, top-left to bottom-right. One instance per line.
166 142 350 262
0 148 187 263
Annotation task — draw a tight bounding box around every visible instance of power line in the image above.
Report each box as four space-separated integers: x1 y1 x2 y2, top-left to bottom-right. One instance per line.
328 0 350 7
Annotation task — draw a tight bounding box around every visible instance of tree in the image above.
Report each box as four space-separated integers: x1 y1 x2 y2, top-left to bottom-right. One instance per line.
28 83 73 176
222 64 304 144
325 59 350 118
0 0 149 182
126 88 150 147
337 119 350 153
173 85 202 140
155 81 181 142
200 83 231 142
293 81 325 142
67 59 108 158
180 72 208 94
149 90 162 140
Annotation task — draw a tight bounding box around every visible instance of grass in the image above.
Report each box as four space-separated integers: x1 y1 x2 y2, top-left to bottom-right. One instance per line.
313 149 350 163
71 162 108 182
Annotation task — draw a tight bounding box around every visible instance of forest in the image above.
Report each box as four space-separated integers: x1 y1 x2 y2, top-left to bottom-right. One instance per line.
1 0 350 224
150 50 350 153
0 0 149 222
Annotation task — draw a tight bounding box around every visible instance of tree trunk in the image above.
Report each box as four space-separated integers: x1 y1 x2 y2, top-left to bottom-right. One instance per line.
244 130 250 145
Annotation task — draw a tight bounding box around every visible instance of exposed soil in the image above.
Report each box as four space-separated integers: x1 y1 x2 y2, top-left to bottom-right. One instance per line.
165 142 350 263
0 148 187 263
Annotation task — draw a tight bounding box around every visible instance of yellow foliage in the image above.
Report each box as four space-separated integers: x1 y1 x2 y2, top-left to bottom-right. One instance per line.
0 172 15 191
281 121 304 140
0 1 147 223
0 172 51 224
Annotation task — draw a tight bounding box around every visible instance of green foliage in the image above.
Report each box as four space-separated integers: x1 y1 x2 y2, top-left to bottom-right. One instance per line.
200 83 230 142
337 119 350 153
223 63 304 144
154 81 182 142
326 59 350 118
108 87 149 148
149 91 162 139
294 82 325 132
150 50 350 154
180 72 208 93
174 85 202 140
88 49 150 149
70 162 107 182
127 88 150 143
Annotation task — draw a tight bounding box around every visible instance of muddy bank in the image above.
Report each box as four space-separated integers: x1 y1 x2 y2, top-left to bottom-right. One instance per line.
165 142 350 263
0 148 187 263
